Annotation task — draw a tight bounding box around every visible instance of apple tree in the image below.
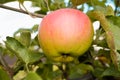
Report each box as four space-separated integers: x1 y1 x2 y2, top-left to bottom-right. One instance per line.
0 0 120 80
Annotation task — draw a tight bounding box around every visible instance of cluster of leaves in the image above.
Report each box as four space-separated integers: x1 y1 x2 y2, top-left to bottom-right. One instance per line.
0 0 120 80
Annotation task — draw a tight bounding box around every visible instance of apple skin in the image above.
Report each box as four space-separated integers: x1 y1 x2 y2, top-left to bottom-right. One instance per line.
38 8 94 62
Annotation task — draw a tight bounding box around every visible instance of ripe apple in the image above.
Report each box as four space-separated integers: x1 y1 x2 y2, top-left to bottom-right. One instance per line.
38 8 94 62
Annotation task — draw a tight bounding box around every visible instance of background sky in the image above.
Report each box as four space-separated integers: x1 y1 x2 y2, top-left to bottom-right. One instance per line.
0 1 41 43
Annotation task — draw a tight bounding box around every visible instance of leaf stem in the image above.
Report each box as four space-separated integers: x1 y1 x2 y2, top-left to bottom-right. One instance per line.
0 4 45 18
44 0 50 11
25 63 29 72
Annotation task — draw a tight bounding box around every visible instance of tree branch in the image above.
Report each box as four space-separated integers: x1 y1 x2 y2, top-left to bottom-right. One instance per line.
0 4 45 18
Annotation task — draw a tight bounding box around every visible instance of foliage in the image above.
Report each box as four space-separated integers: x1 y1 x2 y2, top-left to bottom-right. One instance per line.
0 0 120 80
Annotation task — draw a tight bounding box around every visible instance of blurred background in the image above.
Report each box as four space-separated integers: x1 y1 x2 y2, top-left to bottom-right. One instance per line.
0 1 41 43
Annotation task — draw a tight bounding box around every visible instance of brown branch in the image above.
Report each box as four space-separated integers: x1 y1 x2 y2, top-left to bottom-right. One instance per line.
0 4 45 18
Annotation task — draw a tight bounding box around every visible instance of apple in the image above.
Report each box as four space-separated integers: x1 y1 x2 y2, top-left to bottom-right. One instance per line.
38 8 94 62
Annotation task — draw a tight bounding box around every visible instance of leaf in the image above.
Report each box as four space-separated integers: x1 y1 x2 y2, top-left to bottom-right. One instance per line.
107 16 120 27
13 70 27 80
31 35 39 46
87 10 118 67
0 68 11 80
28 50 43 63
5 37 29 63
93 67 104 78
94 5 114 16
116 51 120 71
23 72 43 80
5 37 42 64
32 0 48 14
19 31 31 47
50 0 66 10
69 63 93 79
70 0 89 7
18 0 24 4
87 5 114 21
94 28 108 48
14 28 31 38
107 16 120 50
89 0 106 7
11 30 31 49
105 16 120 70
0 0 15 3
31 24 39 32
36 63 62 80
101 66 120 77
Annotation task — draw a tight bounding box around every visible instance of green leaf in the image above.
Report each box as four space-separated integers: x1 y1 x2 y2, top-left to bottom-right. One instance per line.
5 37 29 63
116 51 120 71
32 0 48 14
13 70 27 80
0 68 11 80
5 37 42 64
107 16 120 50
14 28 31 36
69 63 93 79
106 16 120 71
94 5 114 16
107 16 120 28
31 35 39 46
28 50 43 63
90 0 106 7
19 31 31 47
18 0 24 4
31 24 39 32
94 28 108 48
53 0 66 7
93 68 104 78
70 0 89 6
36 63 62 80
87 5 114 21
101 66 120 77
23 72 43 80
49 0 66 11
0 0 15 3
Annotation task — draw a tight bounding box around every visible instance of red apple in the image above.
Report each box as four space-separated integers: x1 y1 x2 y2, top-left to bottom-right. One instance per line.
38 8 94 62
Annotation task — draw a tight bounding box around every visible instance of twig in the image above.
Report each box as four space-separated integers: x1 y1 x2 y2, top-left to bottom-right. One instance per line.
0 4 45 18
44 0 50 11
